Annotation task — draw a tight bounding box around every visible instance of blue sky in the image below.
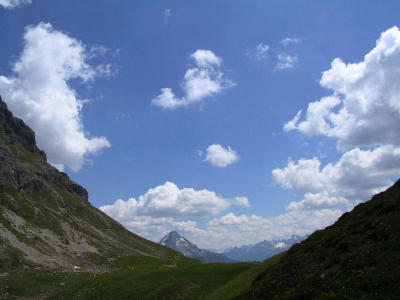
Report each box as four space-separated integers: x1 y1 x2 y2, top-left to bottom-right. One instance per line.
1 0 400 249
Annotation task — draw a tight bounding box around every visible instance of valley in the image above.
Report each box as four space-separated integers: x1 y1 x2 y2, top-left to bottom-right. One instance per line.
0 89 399 298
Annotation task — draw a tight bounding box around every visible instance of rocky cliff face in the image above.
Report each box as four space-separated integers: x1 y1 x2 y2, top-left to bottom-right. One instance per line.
0 96 86 201
0 96 175 271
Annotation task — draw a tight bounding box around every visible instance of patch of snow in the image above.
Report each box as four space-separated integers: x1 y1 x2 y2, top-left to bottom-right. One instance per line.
274 242 287 249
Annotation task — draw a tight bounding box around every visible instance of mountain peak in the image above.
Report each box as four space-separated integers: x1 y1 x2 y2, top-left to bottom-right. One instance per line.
167 231 179 237
159 231 234 263
0 95 47 162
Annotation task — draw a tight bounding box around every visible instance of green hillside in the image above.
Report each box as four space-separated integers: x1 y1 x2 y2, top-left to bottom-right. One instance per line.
236 179 400 299
0 96 182 273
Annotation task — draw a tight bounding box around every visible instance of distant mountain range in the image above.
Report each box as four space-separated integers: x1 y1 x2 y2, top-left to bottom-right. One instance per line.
159 231 234 263
159 231 305 263
223 235 306 262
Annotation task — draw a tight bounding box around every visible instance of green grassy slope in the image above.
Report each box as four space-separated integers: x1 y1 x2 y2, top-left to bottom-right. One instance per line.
1 254 265 299
207 252 285 300
0 250 289 299
0 96 183 271
236 179 400 299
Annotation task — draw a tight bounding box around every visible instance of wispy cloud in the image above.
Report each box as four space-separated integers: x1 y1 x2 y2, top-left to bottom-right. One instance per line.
248 43 270 61
249 39 299 69
0 0 31 9
276 54 298 69
115 112 131 122
164 8 172 17
280 37 301 47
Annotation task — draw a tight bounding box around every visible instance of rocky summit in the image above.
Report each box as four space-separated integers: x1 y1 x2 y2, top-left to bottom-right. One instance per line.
0 96 177 272
160 231 234 263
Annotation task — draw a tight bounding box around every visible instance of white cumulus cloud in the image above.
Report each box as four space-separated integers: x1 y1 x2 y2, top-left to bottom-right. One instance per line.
0 22 111 171
286 192 350 211
204 144 239 167
277 27 400 216
284 26 400 150
234 196 250 207
151 49 234 109
273 146 400 210
100 181 248 219
0 0 30 9
100 181 250 247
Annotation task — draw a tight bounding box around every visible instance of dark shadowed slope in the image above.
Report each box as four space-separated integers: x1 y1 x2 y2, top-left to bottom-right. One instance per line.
160 231 234 263
236 179 400 299
0 96 181 271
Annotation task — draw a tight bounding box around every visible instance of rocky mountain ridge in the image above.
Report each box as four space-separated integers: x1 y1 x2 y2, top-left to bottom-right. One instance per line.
0 96 179 271
223 235 305 262
159 231 234 263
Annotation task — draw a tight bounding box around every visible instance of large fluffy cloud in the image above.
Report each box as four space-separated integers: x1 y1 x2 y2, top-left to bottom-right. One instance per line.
101 181 249 220
0 22 111 171
286 192 350 211
204 144 239 167
273 146 400 209
277 26 400 214
100 182 254 248
151 50 234 109
100 181 234 219
0 0 30 9
285 26 400 150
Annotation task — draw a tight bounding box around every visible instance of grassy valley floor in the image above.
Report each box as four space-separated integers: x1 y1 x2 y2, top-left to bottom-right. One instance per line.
0 253 283 299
